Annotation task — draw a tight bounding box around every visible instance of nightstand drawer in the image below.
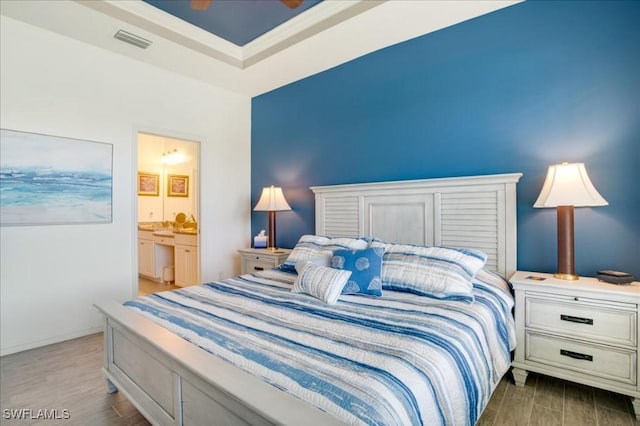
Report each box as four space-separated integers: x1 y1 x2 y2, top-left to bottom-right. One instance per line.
526 332 637 386
248 254 279 263
526 294 637 347
238 248 291 274
244 259 275 273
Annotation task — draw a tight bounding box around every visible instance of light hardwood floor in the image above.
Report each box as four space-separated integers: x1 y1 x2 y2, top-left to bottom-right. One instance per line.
479 371 638 426
0 333 148 425
1 332 637 425
138 276 180 296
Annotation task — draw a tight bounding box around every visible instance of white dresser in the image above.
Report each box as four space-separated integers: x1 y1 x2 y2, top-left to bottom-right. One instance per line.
511 271 640 418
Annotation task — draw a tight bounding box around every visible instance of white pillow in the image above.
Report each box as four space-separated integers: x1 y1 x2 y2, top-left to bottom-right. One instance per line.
371 241 487 302
292 263 352 305
283 235 368 271
294 253 332 274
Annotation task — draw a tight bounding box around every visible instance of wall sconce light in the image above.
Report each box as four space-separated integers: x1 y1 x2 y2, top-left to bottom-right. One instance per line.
253 185 291 251
534 162 607 280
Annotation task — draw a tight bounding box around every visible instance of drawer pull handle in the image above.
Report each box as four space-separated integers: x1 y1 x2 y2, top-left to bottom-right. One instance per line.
253 266 264 271
560 349 593 362
560 314 593 325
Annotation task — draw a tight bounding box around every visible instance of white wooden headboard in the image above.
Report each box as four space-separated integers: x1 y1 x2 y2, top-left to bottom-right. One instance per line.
311 173 523 278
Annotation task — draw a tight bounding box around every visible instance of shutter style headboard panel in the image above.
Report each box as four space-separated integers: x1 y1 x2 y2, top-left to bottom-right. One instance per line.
311 173 522 278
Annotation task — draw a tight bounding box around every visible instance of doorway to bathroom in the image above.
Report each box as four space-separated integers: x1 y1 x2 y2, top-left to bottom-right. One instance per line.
136 132 200 295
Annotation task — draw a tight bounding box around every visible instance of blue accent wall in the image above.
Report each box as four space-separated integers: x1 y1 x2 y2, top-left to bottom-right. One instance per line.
252 1 640 278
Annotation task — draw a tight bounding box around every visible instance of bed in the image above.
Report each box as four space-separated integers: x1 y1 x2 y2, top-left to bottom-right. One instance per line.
96 172 522 426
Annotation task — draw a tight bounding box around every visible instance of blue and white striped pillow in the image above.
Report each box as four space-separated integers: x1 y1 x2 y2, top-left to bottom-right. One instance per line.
282 235 369 272
292 263 352 305
371 242 487 302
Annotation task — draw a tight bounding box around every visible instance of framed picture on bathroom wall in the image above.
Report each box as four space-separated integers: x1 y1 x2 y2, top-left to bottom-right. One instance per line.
138 172 159 196
0 128 113 226
167 174 189 197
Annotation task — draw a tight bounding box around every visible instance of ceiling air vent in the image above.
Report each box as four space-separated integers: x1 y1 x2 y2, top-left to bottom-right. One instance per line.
113 30 152 49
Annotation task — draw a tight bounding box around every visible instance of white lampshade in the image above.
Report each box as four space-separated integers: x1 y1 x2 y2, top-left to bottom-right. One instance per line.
534 162 607 208
253 185 291 212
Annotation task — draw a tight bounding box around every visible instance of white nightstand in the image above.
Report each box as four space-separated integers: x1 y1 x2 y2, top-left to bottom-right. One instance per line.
238 248 292 274
510 271 640 418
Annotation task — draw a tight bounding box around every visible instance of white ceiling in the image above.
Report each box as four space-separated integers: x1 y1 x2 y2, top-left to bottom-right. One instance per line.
0 0 520 97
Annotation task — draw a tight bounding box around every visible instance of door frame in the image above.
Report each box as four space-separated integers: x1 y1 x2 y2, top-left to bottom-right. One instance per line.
133 128 202 297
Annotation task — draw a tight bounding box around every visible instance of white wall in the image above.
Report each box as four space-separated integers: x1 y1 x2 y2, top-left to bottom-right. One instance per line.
0 16 251 355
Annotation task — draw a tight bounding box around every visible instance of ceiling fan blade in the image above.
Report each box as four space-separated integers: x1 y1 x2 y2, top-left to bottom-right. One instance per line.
281 0 303 9
191 0 212 11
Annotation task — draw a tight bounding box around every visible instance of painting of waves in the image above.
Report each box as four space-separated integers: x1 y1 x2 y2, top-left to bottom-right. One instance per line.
0 129 112 226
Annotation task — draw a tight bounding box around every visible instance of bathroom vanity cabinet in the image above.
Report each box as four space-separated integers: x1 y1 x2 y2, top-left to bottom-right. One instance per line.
138 230 198 286
138 231 155 278
174 233 199 287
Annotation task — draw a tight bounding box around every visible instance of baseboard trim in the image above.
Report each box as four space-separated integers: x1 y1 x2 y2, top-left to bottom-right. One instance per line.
0 326 102 357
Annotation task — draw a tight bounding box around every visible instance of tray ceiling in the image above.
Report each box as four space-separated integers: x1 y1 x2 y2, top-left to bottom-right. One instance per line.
0 0 521 96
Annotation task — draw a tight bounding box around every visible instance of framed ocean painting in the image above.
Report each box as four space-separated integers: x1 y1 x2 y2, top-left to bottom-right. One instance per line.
0 129 113 226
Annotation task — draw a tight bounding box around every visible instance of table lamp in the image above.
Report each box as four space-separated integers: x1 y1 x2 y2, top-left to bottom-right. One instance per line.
534 162 607 280
253 185 291 251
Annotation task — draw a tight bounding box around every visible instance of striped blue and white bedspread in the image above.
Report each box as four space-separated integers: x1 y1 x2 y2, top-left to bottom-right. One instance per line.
124 268 516 426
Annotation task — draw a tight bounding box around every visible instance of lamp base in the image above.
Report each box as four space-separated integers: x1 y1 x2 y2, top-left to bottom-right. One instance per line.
555 206 579 282
553 273 580 281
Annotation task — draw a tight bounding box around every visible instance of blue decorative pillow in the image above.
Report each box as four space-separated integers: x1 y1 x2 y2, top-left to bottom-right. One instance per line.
332 248 383 296
292 263 351 305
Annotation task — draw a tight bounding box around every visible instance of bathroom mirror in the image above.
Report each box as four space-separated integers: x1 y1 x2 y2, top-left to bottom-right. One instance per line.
137 132 199 226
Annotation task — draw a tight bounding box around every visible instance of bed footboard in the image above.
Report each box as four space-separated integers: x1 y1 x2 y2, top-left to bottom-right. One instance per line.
95 301 343 426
